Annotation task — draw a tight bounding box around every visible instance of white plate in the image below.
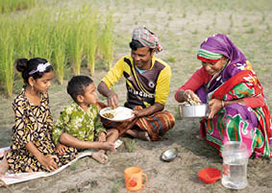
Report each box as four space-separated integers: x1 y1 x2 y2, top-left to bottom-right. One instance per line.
99 107 135 122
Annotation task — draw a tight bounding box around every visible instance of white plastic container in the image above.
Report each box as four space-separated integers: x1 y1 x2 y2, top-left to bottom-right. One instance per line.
221 141 248 189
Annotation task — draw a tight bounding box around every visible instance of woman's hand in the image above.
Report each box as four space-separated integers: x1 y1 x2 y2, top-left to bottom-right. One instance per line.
39 154 59 172
208 99 223 119
55 143 67 156
183 90 201 104
107 91 118 109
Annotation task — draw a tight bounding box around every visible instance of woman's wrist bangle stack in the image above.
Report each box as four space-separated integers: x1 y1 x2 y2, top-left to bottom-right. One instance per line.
221 100 225 108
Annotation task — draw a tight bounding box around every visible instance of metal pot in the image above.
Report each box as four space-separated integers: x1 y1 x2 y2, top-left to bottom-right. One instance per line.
179 103 209 118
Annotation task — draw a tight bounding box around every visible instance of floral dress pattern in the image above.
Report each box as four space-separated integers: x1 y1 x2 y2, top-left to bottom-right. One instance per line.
52 102 106 145
6 88 77 173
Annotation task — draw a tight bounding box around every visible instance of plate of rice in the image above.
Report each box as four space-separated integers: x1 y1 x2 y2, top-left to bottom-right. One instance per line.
100 107 135 122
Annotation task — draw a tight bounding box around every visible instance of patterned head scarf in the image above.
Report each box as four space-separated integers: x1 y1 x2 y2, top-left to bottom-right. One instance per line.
197 34 247 65
132 27 163 53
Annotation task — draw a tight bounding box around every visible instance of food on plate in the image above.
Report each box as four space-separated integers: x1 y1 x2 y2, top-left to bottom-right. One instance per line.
100 107 134 121
102 112 114 119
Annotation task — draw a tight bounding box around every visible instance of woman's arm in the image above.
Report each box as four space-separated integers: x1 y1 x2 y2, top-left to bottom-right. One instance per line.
208 98 245 119
208 96 264 119
175 67 211 102
176 90 187 103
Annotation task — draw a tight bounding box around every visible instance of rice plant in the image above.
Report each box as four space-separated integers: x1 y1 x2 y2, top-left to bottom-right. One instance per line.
15 18 31 59
66 11 86 75
0 2 115 95
0 0 36 14
52 15 68 84
0 20 15 97
85 11 100 75
99 13 114 70
28 10 53 60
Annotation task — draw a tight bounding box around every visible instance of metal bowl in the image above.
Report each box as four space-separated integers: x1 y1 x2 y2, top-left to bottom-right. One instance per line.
160 148 178 162
179 103 209 118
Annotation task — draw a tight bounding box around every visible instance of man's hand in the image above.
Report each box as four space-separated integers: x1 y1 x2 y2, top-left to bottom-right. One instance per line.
97 81 119 109
107 91 119 109
132 108 147 118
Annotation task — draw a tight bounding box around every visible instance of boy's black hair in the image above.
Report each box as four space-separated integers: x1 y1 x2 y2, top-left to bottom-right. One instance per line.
129 39 154 53
67 75 94 102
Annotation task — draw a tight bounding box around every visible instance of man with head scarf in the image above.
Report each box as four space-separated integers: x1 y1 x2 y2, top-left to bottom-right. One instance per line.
98 27 175 141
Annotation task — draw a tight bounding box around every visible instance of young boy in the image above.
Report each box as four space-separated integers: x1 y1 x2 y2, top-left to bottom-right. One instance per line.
52 75 118 164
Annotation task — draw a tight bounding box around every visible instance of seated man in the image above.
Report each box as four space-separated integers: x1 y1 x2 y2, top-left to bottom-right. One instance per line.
98 27 175 141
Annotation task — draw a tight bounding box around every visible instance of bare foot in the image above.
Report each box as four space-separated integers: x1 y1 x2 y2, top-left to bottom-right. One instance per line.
91 151 108 164
137 131 151 141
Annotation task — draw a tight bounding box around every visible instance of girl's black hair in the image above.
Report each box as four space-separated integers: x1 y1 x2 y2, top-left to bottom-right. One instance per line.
129 39 154 52
67 75 94 102
15 57 53 84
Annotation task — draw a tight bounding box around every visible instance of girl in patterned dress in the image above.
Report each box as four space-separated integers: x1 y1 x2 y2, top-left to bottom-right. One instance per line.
0 58 76 175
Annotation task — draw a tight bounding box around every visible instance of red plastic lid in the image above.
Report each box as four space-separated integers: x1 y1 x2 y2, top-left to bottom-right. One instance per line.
197 167 221 184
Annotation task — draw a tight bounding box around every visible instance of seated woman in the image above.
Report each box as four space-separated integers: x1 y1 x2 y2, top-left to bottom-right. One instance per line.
175 34 272 158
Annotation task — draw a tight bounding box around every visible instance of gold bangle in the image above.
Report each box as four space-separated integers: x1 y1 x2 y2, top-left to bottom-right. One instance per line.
221 100 224 108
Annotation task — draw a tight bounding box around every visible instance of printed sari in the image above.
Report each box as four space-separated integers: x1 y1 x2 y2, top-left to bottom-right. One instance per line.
179 34 272 158
199 67 272 158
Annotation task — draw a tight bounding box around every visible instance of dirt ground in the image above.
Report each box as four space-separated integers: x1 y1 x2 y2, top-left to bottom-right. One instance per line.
1 0 272 192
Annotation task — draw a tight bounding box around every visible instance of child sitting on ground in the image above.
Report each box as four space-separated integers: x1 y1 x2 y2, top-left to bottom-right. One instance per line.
52 75 118 164
0 57 76 176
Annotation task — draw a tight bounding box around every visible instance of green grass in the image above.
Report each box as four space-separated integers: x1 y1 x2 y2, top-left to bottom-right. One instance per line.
0 18 15 97
0 0 36 14
85 10 100 75
124 139 136 153
111 180 123 193
0 0 272 192
167 56 176 63
51 17 68 84
99 13 114 70
0 2 114 95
